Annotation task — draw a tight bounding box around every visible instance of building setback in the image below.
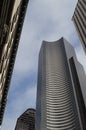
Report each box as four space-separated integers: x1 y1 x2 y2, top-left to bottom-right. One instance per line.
35 38 86 130
0 0 29 125
72 0 86 53
15 108 35 130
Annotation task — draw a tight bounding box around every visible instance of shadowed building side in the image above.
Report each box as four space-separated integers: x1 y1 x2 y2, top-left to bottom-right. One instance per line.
0 0 29 126
15 108 35 130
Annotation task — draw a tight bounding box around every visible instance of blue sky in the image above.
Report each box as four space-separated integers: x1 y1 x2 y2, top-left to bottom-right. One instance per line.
2 0 86 130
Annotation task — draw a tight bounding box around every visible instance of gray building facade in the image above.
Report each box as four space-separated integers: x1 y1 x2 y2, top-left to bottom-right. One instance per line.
72 0 86 53
35 38 86 130
15 108 35 130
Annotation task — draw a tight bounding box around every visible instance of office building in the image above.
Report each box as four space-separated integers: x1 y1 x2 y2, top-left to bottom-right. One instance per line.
0 0 29 125
72 0 86 53
15 108 35 130
36 38 86 130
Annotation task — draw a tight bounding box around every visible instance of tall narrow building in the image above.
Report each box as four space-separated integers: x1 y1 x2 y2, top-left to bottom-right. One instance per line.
36 38 86 130
0 0 29 125
72 0 86 53
15 108 35 130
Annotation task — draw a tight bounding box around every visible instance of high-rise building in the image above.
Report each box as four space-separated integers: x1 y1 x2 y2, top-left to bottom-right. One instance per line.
0 0 29 125
15 108 35 130
72 0 86 53
36 38 86 130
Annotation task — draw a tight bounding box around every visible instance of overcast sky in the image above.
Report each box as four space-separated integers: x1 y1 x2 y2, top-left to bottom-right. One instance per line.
2 0 86 130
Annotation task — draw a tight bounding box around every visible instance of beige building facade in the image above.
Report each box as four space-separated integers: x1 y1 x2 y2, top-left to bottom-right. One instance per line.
0 0 29 125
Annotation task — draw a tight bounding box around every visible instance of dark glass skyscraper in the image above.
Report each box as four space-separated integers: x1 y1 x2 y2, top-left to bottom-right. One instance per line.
36 38 86 130
15 108 35 130
0 0 29 125
72 0 86 53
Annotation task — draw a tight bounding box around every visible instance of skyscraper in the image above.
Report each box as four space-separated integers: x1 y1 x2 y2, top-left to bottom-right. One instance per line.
72 0 86 53
15 108 35 130
0 0 29 125
36 38 86 130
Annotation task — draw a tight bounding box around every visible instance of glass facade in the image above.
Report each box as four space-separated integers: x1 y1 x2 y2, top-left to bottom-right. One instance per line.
36 38 86 130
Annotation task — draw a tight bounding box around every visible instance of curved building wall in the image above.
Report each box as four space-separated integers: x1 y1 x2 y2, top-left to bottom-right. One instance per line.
36 38 82 130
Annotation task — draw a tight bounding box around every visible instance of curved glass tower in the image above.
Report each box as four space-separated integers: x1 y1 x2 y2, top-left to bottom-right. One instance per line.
35 38 86 130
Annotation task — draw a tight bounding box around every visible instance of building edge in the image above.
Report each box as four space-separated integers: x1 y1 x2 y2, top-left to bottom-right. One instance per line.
0 0 29 125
